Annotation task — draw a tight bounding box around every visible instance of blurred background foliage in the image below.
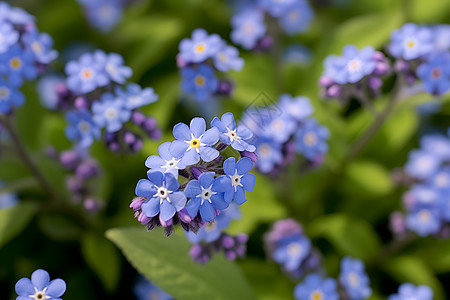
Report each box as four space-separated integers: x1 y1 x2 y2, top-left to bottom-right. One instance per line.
0 0 449 299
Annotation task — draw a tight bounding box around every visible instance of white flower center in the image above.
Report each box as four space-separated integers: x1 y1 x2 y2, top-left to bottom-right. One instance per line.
106 63 117 74
418 209 430 222
128 95 141 104
348 272 359 286
31 287 50 300
154 185 172 204
162 158 180 170
200 186 216 204
435 173 450 188
32 41 43 53
105 107 118 120
259 143 272 157
287 242 302 256
303 132 317 146
347 58 362 72
78 120 90 133
243 23 254 33
0 86 10 100
217 52 228 62
231 171 243 191
227 128 238 141
271 119 284 131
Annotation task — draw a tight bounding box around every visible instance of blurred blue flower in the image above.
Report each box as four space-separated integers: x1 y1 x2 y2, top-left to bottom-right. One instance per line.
100 51 132 84
323 45 376 84
258 0 297 17
0 78 24 113
15 269 66 300
428 168 450 191
339 257 372 300
0 21 18 54
388 283 433 300
133 276 173 300
295 118 330 161
231 9 266 50
213 44 244 72
389 23 434 60
181 64 219 102
265 114 297 144
115 83 158 110
405 207 441 236
92 92 131 133
184 172 232 222
404 149 441 180
431 24 450 53
278 94 314 121
179 28 222 63
65 109 101 148
170 117 220 165
211 112 255 152
417 52 450 95
136 171 187 222
145 141 186 179
0 2 34 25
273 234 311 272
278 1 314 35
294 273 338 300
83 0 123 33
223 157 256 205
65 51 109 94
0 44 37 86
22 30 58 64
254 137 283 173
36 75 65 110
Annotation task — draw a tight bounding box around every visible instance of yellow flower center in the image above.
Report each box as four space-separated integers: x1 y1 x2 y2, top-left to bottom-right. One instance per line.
9 57 22 69
407 41 415 48
189 138 201 149
348 272 359 286
304 132 317 146
81 68 93 79
32 41 43 53
310 290 323 300
195 75 205 86
195 43 206 53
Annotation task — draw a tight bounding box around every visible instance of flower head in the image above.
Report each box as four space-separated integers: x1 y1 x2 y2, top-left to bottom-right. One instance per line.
404 149 441 180
213 44 244 72
278 1 314 35
294 273 338 300
389 23 434 60
99 51 132 84
115 83 158 110
22 30 58 64
0 78 24 113
295 119 330 161
0 21 19 54
211 112 255 152
417 52 450 96
223 157 256 205
136 171 187 222
179 28 222 63
92 92 131 133
388 283 433 300
405 206 441 236
181 64 219 102
0 44 37 86
15 269 66 300
278 94 314 121
145 141 187 179
82 0 123 33
274 234 311 272
65 109 101 148
339 257 372 300
253 137 283 173
258 0 297 17
231 9 266 50
0 2 34 25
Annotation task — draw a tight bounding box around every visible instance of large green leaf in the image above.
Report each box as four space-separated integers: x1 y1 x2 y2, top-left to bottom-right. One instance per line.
408 239 450 274
82 233 121 292
0 202 37 248
307 214 381 260
106 227 256 300
343 160 394 196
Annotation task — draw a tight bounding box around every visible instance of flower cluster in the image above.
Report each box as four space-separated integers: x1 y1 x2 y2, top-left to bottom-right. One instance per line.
76 0 136 33
134 276 173 300
319 45 391 101
389 23 449 95
47 147 104 212
15 269 66 300
186 204 248 264
56 50 160 152
391 130 450 237
388 283 433 300
0 2 57 114
130 113 256 236
230 0 314 50
241 94 329 174
177 29 244 101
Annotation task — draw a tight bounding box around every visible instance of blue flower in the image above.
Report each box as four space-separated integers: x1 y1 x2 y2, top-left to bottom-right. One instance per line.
406 207 441 236
99 51 132 84
388 283 433 300
0 21 18 54
0 2 34 25
145 142 186 179
258 0 297 17
36 75 65 110
323 45 376 84
211 112 255 152
389 23 434 60
431 25 450 53
15 269 66 300
223 157 256 205
265 114 297 144
417 52 450 95
83 0 123 33
184 172 232 222
181 64 219 102
278 94 314 121
136 171 187 222
408 184 440 209
92 93 131 133
133 276 173 300
278 1 314 35
294 273 338 300
0 79 24 113
213 44 244 72
339 257 372 300
65 51 109 94
22 30 58 64
170 117 220 165
404 149 441 180
115 83 158 110
254 137 283 173
231 9 266 50
423 134 450 161
0 45 37 86
428 168 450 191
65 109 101 148
273 234 311 272
179 28 222 63
295 119 330 161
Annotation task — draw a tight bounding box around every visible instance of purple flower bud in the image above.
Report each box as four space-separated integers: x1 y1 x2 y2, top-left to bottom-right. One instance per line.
235 234 249 244
190 244 203 259
66 176 83 193
59 150 80 169
138 211 152 225
176 54 188 68
367 76 382 90
75 159 100 180
372 51 386 61
221 235 235 249
373 61 390 76
319 76 334 87
178 208 193 223
327 84 341 98
108 141 121 152
83 197 103 212
159 214 173 227
123 131 136 145
253 35 273 52
148 129 162 140
216 80 234 97
130 197 146 211
225 250 237 260
74 96 89 110
131 138 143 152
394 60 409 72
190 166 209 180
131 111 146 126
240 151 258 163
406 73 416 85
142 117 157 132
390 211 406 235
235 245 246 257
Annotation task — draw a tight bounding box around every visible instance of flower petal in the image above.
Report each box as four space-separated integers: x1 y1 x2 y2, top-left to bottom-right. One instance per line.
31 269 50 291
199 146 219 162
15 278 34 296
160 201 176 221
223 157 236 176
169 140 189 158
199 201 215 222
201 127 220 145
184 180 202 198
186 197 201 217
173 122 191 141
135 179 156 197
141 197 160 217
190 117 206 138
199 172 215 188
211 194 229 210
147 171 164 187
46 279 66 298
233 186 247 205
241 173 256 192
236 157 253 175
181 148 200 165
168 191 187 211
144 155 164 169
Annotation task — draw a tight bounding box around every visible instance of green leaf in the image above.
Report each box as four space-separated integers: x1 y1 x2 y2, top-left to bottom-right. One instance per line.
382 255 445 300
0 202 37 248
228 173 286 234
344 160 394 196
307 214 381 260
37 213 82 241
82 233 121 292
408 238 450 274
410 0 450 23
381 109 418 151
106 227 256 300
